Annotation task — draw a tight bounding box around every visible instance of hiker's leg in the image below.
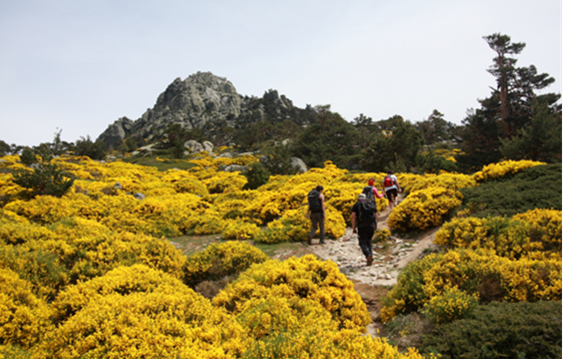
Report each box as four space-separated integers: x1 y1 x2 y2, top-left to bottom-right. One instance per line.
309 213 320 242
386 190 394 209
319 217 325 243
358 227 374 258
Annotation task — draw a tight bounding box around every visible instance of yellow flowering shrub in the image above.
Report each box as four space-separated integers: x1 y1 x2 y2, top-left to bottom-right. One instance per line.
381 249 562 322
435 209 562 259
0 268 54 349
324 204 347 239
408 173 477 193
388 187 463 232
183 241 270 287
473 160 546 182
42 281 248 358
222 219 260 240
237 296 429 359
213 255 371 331
51 264 181 322
254 208 310 244
374 229 392 243
0 244 69 301
513 208 562 252
201 171 248 194
391 173 425 194
422 287 478 324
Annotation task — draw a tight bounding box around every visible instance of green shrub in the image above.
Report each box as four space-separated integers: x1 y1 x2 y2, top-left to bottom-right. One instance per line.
421 301 562 359
242 161 271 190
12 164 74 199
183 241 270 288
72 136 107 160
460 164 562 218
19 147 37 166
422 287 478 324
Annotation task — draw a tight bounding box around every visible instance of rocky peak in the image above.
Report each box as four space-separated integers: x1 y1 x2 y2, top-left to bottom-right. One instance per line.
97 72 314 148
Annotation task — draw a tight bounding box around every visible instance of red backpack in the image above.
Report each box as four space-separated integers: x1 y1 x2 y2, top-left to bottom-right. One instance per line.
383 175 394 187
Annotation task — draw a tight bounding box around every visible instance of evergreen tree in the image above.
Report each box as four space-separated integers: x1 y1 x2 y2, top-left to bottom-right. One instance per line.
360 116 422 172
72 136 107 160
293 106 362 169
457 33 560 171
415 110 456 144
483 33 558 137
13 163 74 199
500 100 562 163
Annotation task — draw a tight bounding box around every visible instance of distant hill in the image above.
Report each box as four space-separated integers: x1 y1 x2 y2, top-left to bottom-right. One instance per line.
97 72 316 148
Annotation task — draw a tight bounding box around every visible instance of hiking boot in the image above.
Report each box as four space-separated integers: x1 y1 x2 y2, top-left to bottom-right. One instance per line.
320 240 325 245
367 255 373 266
307 236 312 245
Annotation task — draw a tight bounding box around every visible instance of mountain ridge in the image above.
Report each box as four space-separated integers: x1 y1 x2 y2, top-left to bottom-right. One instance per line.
97 72 315 148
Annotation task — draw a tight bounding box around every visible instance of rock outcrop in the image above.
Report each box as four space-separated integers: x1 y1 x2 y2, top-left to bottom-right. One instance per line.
97 72 315 148
98 117 134 149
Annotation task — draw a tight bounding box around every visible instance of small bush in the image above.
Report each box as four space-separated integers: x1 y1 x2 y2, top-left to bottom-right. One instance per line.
374 229 392 243
183 241 269 287
242 161 270 190
422 287 478 324
421 301 562 359
12 164 74 199
460 164 562 218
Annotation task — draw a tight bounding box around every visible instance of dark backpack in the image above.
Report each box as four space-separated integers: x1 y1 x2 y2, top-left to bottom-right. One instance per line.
362 186 375 203
308 189 322 213
357 199 376 227
383 175 395 187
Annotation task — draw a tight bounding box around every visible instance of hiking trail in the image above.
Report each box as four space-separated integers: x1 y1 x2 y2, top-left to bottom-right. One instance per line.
304 205 440 336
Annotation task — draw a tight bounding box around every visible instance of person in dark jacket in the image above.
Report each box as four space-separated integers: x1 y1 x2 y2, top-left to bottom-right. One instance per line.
351 192 377 266
305 185 325 245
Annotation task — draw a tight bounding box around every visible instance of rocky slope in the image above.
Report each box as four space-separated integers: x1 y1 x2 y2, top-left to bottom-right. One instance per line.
97 72 315 148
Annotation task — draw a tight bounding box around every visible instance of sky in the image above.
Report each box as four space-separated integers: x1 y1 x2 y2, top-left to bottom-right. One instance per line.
1 0 561 147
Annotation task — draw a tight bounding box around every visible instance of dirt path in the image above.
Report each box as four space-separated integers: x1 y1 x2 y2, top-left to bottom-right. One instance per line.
307 206 440 336
308 207 439 286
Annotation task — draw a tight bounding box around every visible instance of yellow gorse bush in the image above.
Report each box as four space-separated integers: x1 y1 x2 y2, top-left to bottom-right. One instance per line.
214 255 371 331
408 173 477 193
183 241 270 287
0 268 54 349
435 209 562 258
388 187 463 232
473 159 545 182
381 248 562 322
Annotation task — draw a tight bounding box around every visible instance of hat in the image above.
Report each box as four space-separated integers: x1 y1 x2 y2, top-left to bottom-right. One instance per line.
368 179 375 186
358 193 366 200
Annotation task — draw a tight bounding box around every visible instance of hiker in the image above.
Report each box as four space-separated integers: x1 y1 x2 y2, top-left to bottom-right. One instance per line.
383 170 401 210
305 185 325 245
365 178 385 202
351 192 377 266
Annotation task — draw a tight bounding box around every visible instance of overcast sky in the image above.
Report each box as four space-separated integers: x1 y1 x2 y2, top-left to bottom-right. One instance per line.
1 0 561 147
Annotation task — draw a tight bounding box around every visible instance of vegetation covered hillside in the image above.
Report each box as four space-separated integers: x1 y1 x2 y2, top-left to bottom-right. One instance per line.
0 149 561 358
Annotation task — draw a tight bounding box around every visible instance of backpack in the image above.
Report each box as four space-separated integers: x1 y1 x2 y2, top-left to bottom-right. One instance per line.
308 189 322 213
357 199 376 227
383 175 395 188
362 186 375 202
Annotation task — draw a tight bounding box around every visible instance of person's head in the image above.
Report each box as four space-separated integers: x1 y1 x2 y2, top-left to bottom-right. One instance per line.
388 170 394 175
316 185 324 192
358 193 366 200
368 179 375 186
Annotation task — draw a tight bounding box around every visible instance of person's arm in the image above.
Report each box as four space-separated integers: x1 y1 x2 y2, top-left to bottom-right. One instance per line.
394 176 402 193
305 208 310 218
321 194 326 219
373 187 385 199
351 212 357 233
